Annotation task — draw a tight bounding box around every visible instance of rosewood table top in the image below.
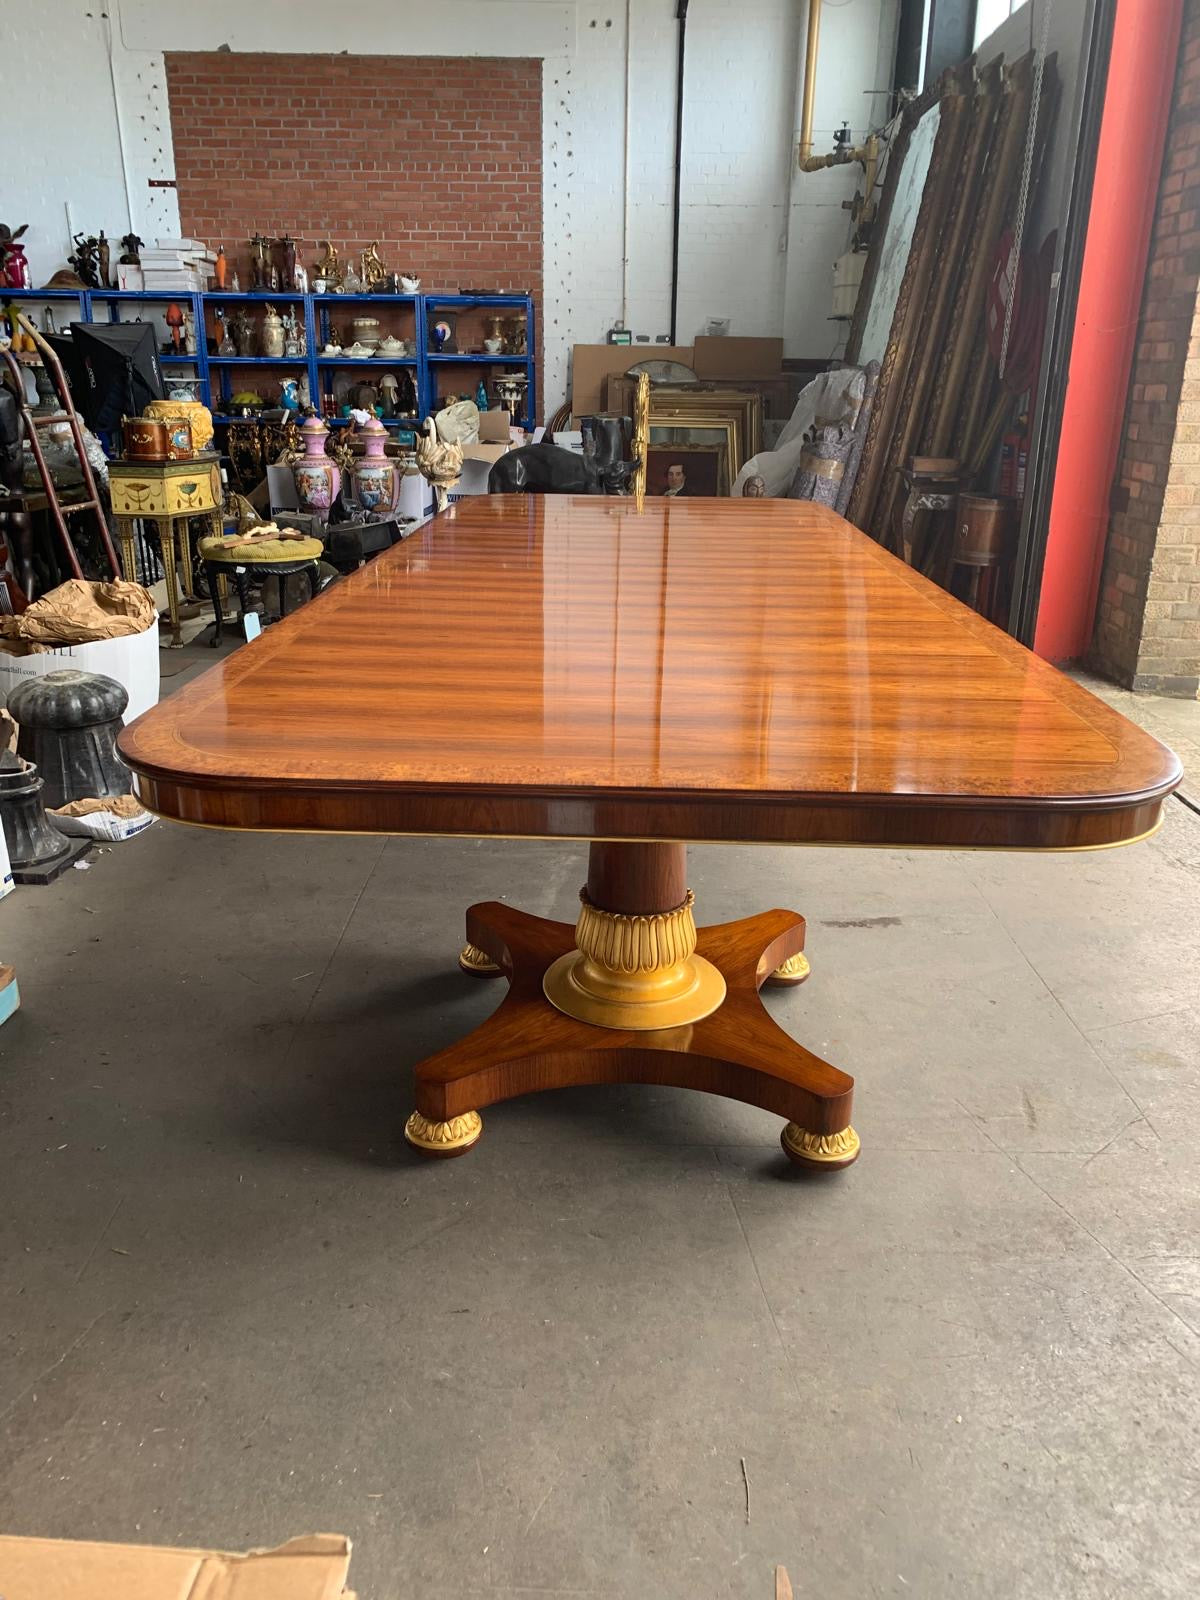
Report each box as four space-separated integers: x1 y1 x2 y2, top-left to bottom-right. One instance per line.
119 497 1181 850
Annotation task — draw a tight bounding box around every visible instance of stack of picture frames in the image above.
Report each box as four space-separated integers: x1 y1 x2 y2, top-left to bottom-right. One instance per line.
605 374 763 497
843 48 1059 583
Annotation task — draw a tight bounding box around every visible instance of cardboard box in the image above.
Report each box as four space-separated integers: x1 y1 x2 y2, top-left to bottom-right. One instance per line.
571 338 782 415
478 408 511 443
0 814 15 903
0 964 17 1025
398 469 432 520
692 336 783 380
0 1531 354 1600
450 440 512 498
570 344 695 416
0 621 160 725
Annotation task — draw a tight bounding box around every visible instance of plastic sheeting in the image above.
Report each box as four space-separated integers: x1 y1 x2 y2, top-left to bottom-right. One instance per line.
731 367 871 498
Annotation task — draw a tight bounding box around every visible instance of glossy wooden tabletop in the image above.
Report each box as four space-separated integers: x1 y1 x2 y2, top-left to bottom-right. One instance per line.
120 497 1181 848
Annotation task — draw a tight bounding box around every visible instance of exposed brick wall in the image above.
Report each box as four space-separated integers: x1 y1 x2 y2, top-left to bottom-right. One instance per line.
164 51 542 407
1091 1 1200 695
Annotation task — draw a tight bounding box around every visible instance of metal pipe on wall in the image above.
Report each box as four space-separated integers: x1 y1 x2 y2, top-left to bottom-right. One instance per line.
798 0 823 165
621 0 632 328
669 0 689 345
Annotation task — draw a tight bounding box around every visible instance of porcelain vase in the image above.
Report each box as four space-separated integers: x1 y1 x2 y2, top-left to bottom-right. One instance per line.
350 417 399 516
293 416 341 521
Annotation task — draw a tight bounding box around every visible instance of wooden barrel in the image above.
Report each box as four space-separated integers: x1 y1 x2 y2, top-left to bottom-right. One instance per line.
954 494 1009 567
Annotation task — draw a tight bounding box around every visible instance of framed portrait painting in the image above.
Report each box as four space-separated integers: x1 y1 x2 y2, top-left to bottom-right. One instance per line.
645 444 726 498
647 418 736 493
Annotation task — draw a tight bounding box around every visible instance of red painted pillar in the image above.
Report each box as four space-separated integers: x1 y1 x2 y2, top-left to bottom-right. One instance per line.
1033 0 1183 661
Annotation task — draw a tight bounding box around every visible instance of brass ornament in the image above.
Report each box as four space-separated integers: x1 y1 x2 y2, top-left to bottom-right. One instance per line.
577 888 697 971
314 239 343 288
632 370 650 507
780 1123 860 1168
404 1109 483 1155
326 434 355 476
543 888 726 1031
769 950 811 985
360 242 387 289
458 941 502 977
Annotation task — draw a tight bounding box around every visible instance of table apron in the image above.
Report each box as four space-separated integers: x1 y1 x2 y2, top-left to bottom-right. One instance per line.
127 776 1167 852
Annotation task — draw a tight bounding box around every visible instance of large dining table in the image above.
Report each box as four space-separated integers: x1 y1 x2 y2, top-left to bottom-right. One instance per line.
118 496 1182 1171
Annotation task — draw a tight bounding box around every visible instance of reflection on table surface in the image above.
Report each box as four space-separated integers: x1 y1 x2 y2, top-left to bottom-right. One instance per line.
118 496 1180 813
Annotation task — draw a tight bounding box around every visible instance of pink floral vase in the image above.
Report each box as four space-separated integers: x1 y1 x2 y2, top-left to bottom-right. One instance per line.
349 417 399 516
293 415 340 521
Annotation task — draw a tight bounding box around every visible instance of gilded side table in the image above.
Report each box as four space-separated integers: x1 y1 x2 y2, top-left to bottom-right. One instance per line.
108 455 223 647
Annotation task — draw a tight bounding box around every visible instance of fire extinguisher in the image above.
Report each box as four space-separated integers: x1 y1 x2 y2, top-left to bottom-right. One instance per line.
1000 417 1030 499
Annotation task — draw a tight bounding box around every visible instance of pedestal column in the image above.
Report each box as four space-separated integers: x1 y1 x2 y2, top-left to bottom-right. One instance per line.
541 842 726 1031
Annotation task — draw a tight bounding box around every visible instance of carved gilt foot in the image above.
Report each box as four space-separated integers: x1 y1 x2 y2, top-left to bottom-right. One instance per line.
767 950 811 986
458 942 503 977
780 1122 860 1171
404 1110 483 1158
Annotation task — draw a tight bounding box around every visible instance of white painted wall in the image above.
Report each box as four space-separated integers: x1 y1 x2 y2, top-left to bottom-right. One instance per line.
1 0 898 411
786 0 900 361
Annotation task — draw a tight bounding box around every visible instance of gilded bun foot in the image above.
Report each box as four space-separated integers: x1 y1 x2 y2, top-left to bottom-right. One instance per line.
780 1122 859 1171
458 942 502 978
767 951 811 986
404 1110 483 1158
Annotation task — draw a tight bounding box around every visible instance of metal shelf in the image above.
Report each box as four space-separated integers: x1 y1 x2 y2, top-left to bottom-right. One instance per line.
1 287 86 299
161 354 200 364
208 355 309 365
428 353 532 364
90 289 198 300
425 294 534 306
316 356 418 367
203 291 306 301
314 293 419 305
326 415 420 427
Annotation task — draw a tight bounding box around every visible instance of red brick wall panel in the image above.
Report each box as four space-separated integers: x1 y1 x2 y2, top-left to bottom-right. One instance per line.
165 50 542 400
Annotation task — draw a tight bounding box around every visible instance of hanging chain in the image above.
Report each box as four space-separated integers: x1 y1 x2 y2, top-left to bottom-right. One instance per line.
999 0 1054 380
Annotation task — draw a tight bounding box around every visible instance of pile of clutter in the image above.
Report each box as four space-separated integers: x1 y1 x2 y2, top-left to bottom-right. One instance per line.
0 579 160 894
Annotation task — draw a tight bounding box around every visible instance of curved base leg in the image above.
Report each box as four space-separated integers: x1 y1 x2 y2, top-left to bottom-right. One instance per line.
408 900 857 1172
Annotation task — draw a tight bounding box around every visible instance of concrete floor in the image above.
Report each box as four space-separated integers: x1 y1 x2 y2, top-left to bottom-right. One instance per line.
1 641 1198 1599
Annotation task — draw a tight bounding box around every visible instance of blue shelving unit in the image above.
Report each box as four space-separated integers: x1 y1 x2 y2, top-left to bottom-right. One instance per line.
424 294 536 429
309 292 419 431
1 286 538 435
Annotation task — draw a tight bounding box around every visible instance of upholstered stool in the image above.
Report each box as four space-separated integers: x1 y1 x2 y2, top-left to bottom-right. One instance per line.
198 533 324 646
